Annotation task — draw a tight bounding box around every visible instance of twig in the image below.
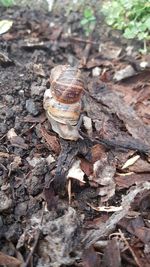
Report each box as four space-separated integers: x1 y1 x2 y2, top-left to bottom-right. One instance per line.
63 36 98 45
68 178 72 205
118 229 142 267
22 204 45 267
79 28 96 67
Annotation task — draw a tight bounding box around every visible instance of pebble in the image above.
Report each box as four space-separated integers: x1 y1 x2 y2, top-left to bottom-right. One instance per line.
0 191 12 212
25 99 39 116
114 65 136 81
92 67 102 77
4 95 14 105
5 108 15 119
0 122 7 134
18 89 24 97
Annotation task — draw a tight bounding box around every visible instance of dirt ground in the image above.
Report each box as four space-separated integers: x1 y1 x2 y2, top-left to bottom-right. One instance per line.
0 5 150 267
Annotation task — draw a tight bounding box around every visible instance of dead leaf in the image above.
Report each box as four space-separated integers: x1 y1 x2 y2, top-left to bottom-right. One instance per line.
40 125 60 154
90 156 116 202
82 246 101 267
103 238 121 267
115 173 150 189
119 216 150 244
91 144 106 163
0 251 21 267
7 128 28 149
89 84 150 148
80 158 93 177
122 155 140 169
127 158 150 173
23 114 46 123
88 204 122 212
67 159 86 183
0 20 13 35
83 182 150 247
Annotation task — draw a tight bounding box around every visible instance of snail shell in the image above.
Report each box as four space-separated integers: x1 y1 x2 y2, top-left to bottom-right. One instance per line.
43 65 84 140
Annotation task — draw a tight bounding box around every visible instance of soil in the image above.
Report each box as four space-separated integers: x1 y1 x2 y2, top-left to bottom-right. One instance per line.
0 5 150 267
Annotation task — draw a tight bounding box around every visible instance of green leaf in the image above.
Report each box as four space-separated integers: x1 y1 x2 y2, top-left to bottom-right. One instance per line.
83 8 94 19
144 17 150 29
123 27 136 39
80 18 88 26
0 0 14 6
87 16 96 22
137 31 148 40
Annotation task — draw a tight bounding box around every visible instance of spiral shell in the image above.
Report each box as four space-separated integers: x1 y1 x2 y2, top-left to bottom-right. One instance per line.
50 65 84 104
43 65 84 140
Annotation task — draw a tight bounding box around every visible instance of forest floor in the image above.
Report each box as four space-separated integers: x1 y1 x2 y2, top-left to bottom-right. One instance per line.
0 5 150 267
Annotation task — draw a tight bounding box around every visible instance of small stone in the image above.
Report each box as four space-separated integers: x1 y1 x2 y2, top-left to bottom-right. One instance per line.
0 191 12 212
18 89 24 97
0 122 7 134
4 95 14 105
114 65 136 81
5 108 15 119
26 99 39 116
92 67 101 77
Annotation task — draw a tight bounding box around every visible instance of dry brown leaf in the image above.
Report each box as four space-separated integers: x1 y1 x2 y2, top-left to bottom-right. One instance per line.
91 144 106 163
103 238 121 267
0 251 21 267
23 113 46 123
115 173 150 189
121 155 140 169
80 158 93 177
40 125 60 154
82 246 101 267
87 83 150 150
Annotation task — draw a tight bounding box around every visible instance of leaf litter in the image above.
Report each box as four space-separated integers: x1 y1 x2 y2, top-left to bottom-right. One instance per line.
0 4 150 267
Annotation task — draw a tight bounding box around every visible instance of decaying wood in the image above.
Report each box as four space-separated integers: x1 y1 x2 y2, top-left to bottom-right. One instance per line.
83 182 150 247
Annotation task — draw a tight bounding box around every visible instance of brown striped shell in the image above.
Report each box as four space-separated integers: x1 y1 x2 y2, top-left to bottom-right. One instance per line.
43 65 84 140
50 65 84 104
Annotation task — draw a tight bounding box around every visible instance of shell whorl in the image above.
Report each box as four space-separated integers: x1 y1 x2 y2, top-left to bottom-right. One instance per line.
50 65 84 104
